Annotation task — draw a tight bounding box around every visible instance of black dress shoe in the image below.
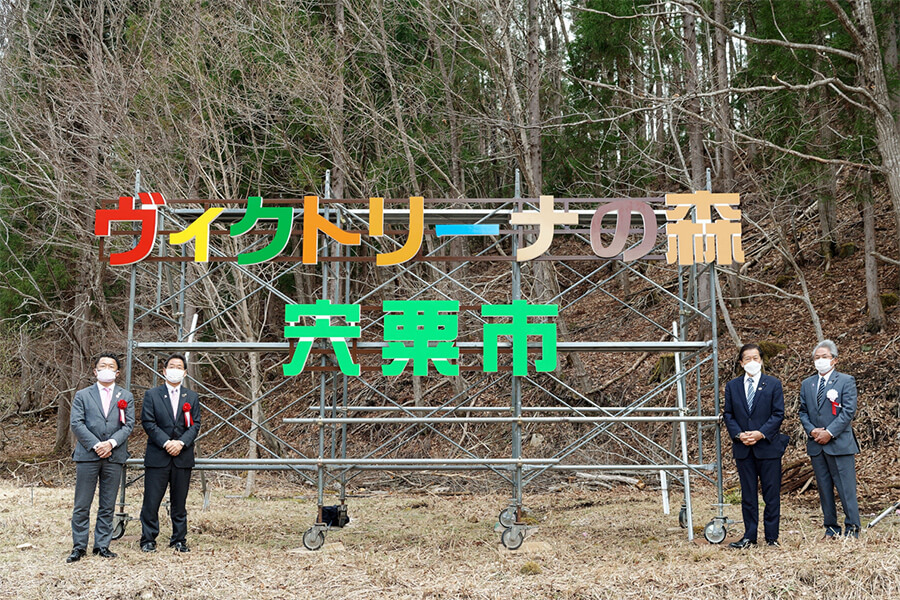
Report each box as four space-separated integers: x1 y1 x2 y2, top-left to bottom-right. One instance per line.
728 538 757 549
141 542 157 553
66 548 86 563
766 540 780 547
170 541 190 553
92 547 117 558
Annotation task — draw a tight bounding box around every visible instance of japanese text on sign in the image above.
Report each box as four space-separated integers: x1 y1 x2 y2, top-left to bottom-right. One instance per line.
96 192 743 266
283 300 558 377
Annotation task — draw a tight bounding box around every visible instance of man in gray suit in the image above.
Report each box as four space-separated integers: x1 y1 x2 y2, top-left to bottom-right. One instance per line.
798 340 861 538
67 353 135 562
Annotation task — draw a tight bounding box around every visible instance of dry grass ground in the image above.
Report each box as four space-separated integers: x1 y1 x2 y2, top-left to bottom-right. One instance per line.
1 478 899 600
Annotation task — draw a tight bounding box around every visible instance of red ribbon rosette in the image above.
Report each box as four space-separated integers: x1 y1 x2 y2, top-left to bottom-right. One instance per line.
117 399 127 424
183 402 193 427
826 389 840 416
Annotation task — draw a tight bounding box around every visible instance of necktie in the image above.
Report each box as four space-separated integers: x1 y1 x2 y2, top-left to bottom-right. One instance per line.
746 378 755 412
816 377 826 407
102 387 112 417
171 389 179 419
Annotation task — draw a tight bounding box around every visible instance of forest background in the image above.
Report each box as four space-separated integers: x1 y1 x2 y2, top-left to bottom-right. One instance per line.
0 0 899 502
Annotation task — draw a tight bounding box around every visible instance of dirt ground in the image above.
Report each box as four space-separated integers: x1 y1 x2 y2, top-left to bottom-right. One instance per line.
1 476 899 600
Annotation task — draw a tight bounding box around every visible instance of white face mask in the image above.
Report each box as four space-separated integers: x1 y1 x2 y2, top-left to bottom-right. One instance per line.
96 369 117 383
742 360 762 376
165 368 186 385
814 358 833 375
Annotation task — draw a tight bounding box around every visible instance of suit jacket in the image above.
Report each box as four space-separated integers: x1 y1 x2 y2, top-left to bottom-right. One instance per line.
70 383 135 463
723 373 789 460
798 370 859 456
141 384 201 469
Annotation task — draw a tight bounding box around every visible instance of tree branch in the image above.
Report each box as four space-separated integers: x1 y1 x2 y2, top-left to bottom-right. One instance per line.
822 0 864 49
673 0 863 64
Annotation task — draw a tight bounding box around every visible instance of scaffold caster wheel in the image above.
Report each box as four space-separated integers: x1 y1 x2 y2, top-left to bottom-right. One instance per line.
303 527 325 551
703 519 726 544
498 507 516 529
111 518 126 541
678 504 688 529
501 526 525 551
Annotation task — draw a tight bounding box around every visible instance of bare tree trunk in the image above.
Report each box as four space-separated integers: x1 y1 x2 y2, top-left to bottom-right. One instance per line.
861 176 886 332
493 0 534 193
683 9 704 191
794 262 825 341
714 0 744 314
532 261 591 394
376 0 420 195
423 235 468 401
725 256 743 308
527 0 542 196
57 233 94 454
816 98 838 269
424 0 463 196
227 255 266 496
885 6 900 137
715 273 742 349
655 79 666 150
53 7 115 452
244 351 260 497
16 334 35 413
55 346 81 454
181 302 204 492
842 0 900 274
331 0 347 200
760 217 826 340
544 0 563 134
55 30 109 451
291 237 311 303
714 0 734 191
683 7 711 337
412 376 424 407
616 261 630 296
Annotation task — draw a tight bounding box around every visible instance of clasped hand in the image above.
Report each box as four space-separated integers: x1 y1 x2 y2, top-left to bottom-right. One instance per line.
94 441 113 458
739 431 763 446
164 440 184 456
810 428 832 445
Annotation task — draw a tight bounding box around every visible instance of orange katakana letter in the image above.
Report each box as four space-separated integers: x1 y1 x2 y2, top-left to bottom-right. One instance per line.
369 196 425 266
302 195 361 264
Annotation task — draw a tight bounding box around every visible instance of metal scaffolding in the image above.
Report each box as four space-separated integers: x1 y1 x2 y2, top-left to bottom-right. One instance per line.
110 169 724 550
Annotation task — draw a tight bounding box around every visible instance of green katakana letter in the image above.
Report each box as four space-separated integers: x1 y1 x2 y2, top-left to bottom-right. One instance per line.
284 300 361 376
482 300 558 375
230 196 294 265
382 300 459 376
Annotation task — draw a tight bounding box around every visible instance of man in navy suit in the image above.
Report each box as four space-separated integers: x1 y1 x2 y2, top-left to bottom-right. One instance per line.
723 343 789 548
139 354 201 553
798 340 861 538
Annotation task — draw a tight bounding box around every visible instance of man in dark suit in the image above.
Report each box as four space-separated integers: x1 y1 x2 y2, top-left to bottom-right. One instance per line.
139 353 201 553
67 352 135 563
723 343 789 548
798 339 861 538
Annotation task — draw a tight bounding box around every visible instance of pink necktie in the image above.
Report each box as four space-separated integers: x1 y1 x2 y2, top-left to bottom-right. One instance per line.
171 389 179 419
102 387 112 417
